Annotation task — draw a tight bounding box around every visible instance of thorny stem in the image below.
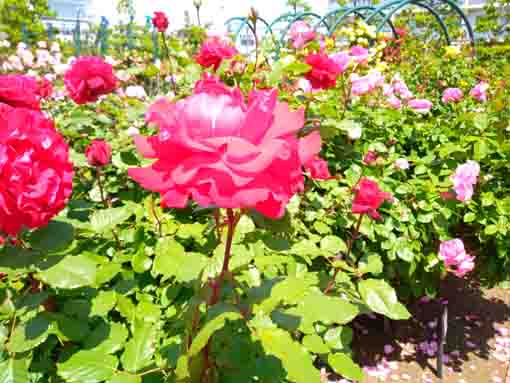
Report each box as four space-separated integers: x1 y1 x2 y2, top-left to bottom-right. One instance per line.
324 214 363 295
96 168 108 209
201 209 238 382
150 197 163 237
161 34 178 95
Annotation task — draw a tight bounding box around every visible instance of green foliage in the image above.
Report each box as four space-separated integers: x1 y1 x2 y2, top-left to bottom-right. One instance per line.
0 0 53 44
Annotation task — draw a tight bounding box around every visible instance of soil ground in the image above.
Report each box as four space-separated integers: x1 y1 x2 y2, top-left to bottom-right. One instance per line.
349 277 510 383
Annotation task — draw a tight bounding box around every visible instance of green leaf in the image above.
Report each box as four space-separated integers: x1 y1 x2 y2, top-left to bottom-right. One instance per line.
57 351 118 383
257 276 314 314
358 254 383 275
464 212 476 223
257 327 321 383
358 279 411 320
152 238 207 283
485 224 498 235
473 140 489 160
29 221 75 253
0 358 30 383
283 61 311 75
90 291 117 317
108 373 141 383
324 326 353 351
7 314 52 353
320 235 348 254
84 322 129 354
120 319 158 373
285 292 359 333
90 207 133 233
328 353 363 381
39 255 97 289
188 311 242 357
302 334 329 354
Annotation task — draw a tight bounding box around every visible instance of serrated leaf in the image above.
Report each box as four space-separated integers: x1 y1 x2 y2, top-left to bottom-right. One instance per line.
285 292 359 332
152 238 207 283
121 319 158 373
320 235 348 254
7 314 52 353
257 276 314 314
328 353 363 381
358 279 410 320
0 358 30 383
257 327 321 383
90 291 117 317
302 334 329 353
90 207 133 233
57 351 118 383
188 311 242 357
39 255 97 289
85 322 129 354
358 254 383 275
29 221 75 253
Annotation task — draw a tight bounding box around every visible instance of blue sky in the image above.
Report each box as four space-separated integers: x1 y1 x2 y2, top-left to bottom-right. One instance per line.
88 0 331 28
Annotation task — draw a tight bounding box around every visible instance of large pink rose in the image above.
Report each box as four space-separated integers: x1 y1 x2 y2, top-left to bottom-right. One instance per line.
64 56 118 104
128 75 325 218
441 88 463 104
0 75 44 110
0 105 74 236
288 21 316 49
195 37 238 71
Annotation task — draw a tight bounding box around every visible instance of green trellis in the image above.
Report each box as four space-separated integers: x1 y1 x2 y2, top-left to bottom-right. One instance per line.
225 0 475 58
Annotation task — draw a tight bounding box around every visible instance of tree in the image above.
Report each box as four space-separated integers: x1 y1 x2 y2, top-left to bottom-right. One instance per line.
286 0 312 13
476 0 510 42
0 0 54 44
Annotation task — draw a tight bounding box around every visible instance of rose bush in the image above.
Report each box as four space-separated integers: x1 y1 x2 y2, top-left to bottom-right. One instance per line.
0 14 508 383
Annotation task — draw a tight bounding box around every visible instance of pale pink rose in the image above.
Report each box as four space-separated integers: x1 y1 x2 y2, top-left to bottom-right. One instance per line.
104 56 119 67
350 45 369 64
382 83 394 97
470 81 489 102
450 160 480 202
53 63 69 76
37 41 47 49
297 78 312 93
125 85 147 99
442 88 463 103
439 239 475 277
16 42 27 52
329 51 351 74
350 71 384 96
36 49 51 67
394 158 410 170
6 55 24 71
392 79 413 99
116 70 131 82
19 49 34 67
408 98 432 113
386 95 402 109
51 42 61 53
289 21 316 49
127 126 140 136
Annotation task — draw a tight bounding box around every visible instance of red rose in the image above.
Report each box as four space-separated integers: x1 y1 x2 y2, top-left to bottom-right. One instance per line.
195 37 238 71
304 53 342 90
304 155 333 180
64 56 118 104
129 74 325 219
152 11 169 32
37 77 53 99
85 139 112 167
0 75 42 110
352 178 392 220
0 105 74 236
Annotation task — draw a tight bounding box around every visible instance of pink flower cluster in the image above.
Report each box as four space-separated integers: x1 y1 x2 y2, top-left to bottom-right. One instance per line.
470 81 489 102
350 71 384 96
442 88 463 104
450 160 480 202
288 21 316 49
439 238 475 277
